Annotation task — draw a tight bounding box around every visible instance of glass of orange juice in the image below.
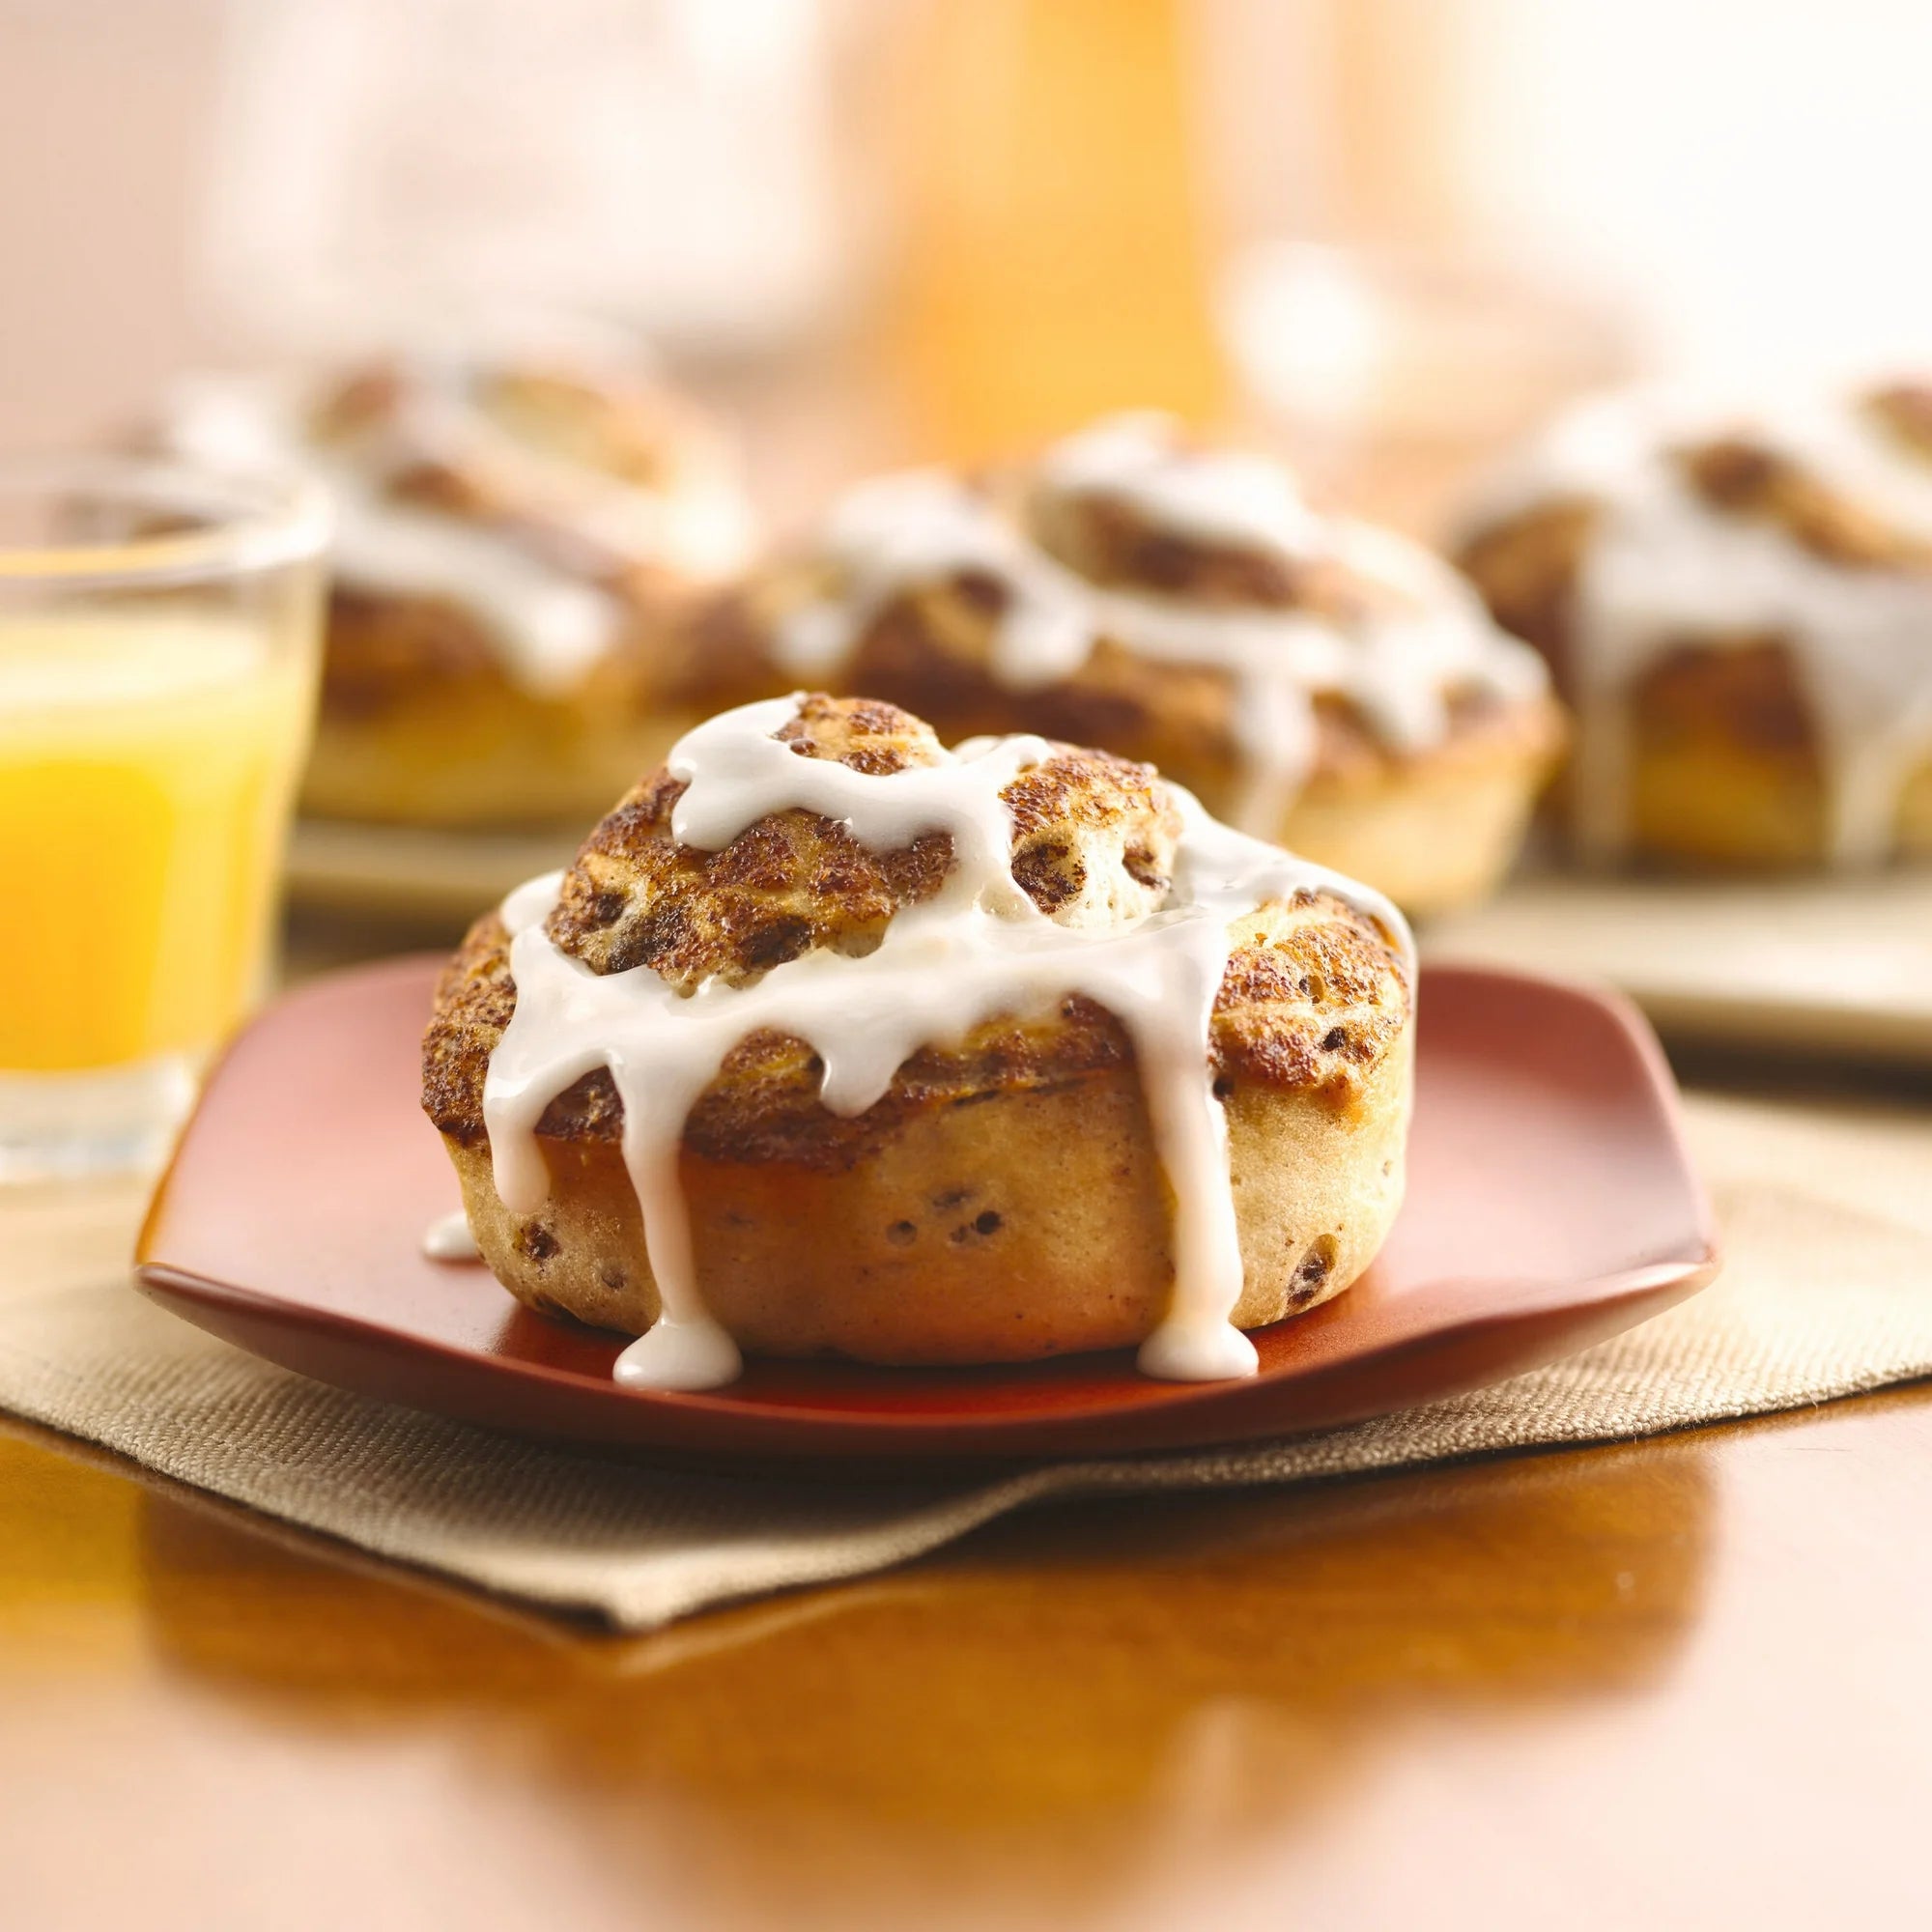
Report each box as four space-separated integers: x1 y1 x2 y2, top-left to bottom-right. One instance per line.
0 456 328 1179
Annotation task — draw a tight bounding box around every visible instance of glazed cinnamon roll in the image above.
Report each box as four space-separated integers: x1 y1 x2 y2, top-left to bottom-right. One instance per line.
653 414 1561 916
421 693 1414 1387
1457 379 1932 867
162 329 753 828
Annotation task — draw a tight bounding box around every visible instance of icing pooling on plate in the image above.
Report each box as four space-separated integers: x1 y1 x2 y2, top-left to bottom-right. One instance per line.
163 358 751 696
422 1208 481 1262
771 414 1545 837
1466 384 1932 864
480 696 1413 1392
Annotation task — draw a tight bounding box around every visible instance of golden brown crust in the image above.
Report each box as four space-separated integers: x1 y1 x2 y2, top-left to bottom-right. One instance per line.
421 913 525 1142
1024 478 1351 611
1455 494 1830 768
300 583 682 827
1607 637 1836 866
650 432 1554 917
1454 499 1599 688
317 584 656 724
1001 738 1179 918
541 692 1179 988
1870 382 1932 463
423 885 1405 1161
662 574 1555 832
1211 897 1406 1094
1461 417 1932 677
441 1011 1412 1362
310 355 724 582
318 587 502 720
1630 637 1819 759
472 366 703 496
286 350 747 824
1677 438 1932 571
420 695 1410 1160
422 691 1416 1365
552 772 951 984
1457 396 1932 867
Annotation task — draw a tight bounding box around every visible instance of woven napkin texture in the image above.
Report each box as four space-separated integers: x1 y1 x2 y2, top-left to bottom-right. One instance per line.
4 1089 1930 1631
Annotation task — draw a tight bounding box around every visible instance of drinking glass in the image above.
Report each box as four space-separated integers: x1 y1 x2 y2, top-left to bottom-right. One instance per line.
0 457 328 1179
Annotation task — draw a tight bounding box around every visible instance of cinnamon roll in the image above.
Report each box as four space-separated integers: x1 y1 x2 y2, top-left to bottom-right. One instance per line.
1457 379 1932 867
421 693 1414 1386
161 330 753 828
654 414 1561 917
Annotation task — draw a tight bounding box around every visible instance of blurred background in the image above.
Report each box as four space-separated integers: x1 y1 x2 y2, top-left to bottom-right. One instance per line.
8 0 1932 535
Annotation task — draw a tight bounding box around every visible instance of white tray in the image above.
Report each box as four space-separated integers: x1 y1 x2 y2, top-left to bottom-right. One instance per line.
1426 872 1932 1065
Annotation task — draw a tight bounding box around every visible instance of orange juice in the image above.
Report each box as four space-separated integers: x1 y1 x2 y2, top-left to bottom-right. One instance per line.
890 0 1226 461
0 610 314 1072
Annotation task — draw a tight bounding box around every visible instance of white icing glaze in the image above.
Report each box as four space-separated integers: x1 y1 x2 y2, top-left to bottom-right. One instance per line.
162 355 751 696
773 415 1544 837
1038 411 1321 556
327 492 619 695
479 696 1412 1392
422 1209 481 1263
771 470 1095 689
501 867 568 935
1466 384 1932 864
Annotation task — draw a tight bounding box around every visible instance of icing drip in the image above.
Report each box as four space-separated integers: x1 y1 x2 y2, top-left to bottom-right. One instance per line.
326 493 619 695
773 415 1544 837
163 360 750 696
480 696 1412 1392
422 1209 481 1263
1038 411 1321 556
772 471 1095 689
1467 385 1932 864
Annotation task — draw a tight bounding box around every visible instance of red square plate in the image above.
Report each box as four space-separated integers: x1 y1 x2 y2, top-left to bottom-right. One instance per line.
135 960 1719 1464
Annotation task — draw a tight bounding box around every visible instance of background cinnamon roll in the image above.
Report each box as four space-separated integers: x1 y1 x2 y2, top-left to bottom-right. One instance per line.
422 693 1413 1378
1458 379 1932 868
653 414 1561 918
162 329 754 829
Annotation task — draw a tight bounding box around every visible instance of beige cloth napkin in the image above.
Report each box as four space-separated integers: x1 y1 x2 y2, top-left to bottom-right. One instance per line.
4 1088 1931 1631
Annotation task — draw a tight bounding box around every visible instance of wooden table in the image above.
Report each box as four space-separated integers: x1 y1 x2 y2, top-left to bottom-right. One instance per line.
5 1284 1931 1927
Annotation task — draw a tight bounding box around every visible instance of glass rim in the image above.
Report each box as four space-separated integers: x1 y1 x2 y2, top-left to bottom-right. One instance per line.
0 452 332 589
